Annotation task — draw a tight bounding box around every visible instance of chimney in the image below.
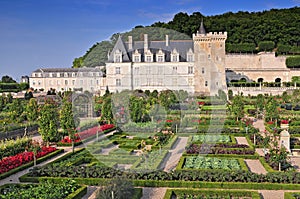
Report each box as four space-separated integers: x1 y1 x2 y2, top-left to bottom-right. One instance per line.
128 36 133 50
144 34 148 52
166 35 169 46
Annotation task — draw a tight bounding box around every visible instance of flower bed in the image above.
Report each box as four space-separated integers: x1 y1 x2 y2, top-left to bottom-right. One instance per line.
186 144 255 155
182 156 241 170
192 135 231 143
0 146 56 174
0 137 32 160
59 124 115 145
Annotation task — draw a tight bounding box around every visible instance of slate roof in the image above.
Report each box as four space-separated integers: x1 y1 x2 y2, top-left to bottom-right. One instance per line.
107 36 193 63
199 20 207 34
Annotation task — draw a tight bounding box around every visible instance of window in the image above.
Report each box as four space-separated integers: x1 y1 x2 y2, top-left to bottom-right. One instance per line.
173 55 178 62
146 78 151 86
157 55 164 62
80 80 83 86
115 67 121 74
205 81 208 87
208 43 211 47
202 67 205 74
188 78 193 86
146 66 151 74
172 78 177 86
116 79 121 86
37 73 42 77
65 80 68 85
32 73 36 77
96 80 99 85
134 56 140 62
57 80 60 85
134 78 139 86
134 67 139 75
173 66 177 73
32 81 35 85
115 55 121 63
208 54 211 59
49 73 53 77
72 73 76 77
187 54 194 62
64 73 68 77
220 44 223 47
188 66 193 74
146 55 152 62
57 73 60 77
72 80 75 85
158 67 163 74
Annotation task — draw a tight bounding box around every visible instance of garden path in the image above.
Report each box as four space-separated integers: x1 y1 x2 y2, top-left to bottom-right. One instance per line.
290 157 300 171
141 187 167 199
244 159 267 174
163 137 188 172
235 137 249 146
253 119 266 134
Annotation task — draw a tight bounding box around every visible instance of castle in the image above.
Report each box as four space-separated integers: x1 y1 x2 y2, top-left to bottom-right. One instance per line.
29 22 300 96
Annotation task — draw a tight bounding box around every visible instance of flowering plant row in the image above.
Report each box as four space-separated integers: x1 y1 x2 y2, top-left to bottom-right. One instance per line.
60 124 115 144
0 146 56 174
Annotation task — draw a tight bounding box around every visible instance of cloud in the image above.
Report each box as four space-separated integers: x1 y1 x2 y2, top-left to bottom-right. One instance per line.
138 10 175 22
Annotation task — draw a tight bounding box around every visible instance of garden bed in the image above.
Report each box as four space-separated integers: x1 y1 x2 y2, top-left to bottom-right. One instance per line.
0 180 87 199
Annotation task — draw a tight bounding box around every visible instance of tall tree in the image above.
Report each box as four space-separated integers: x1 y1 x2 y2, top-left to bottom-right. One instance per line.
60 97 77 153
26 98 38 123
231 94 244 121
265 97 279 123
38 99 59 144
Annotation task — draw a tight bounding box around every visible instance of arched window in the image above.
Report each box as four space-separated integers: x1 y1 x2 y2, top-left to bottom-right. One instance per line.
257 78 264 83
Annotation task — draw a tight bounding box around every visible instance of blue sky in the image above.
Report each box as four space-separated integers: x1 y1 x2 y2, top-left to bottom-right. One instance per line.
0 0 299 81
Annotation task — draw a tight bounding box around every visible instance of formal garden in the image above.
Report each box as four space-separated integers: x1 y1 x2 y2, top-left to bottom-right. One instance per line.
1 89 300 198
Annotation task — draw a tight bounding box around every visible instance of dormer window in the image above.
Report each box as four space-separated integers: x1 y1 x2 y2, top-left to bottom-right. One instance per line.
49 73 53 77
187 48 194 62
57 73 60 78
144 49 153 62
64 73 68 77
156 49 165 62
171 49 179 62
114 49 122 63
72 72 76 77
133 49 141 62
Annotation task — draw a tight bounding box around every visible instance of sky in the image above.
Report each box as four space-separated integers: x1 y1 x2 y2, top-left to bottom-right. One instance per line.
0 0 299 81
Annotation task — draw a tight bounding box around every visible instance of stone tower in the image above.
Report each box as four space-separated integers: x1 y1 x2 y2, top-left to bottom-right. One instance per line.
193 21 227 96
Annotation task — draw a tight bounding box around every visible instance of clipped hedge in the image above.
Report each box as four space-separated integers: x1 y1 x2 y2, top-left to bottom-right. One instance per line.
286 56 300 68
284 192 300 199
18 176 300 190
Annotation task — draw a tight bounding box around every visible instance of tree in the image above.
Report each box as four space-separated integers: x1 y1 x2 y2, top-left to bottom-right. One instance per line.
265 97 279 123
231 94 244 121
95 176 134 199
26 98 38 123
60 97 77 153
1 75 16 83
158 90 177 110
101 94 114 124
38 99 59 144
8 99 24 123
255 94 265 117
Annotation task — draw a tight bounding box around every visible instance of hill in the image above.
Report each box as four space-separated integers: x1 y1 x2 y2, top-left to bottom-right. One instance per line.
73 7 300 68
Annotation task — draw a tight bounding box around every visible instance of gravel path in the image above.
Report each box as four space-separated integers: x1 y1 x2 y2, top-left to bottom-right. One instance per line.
253 119 266 133
244 159 267 174
259 190 284 199
235 137 249 146
163 137 188 172
141 187 167 199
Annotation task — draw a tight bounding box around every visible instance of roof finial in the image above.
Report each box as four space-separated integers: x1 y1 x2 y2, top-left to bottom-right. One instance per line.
199 18 206 34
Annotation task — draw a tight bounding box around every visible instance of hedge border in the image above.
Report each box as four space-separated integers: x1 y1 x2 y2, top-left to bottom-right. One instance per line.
0 148 64 180
18 176 300 190
284 192 300 199
163 188 261 199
